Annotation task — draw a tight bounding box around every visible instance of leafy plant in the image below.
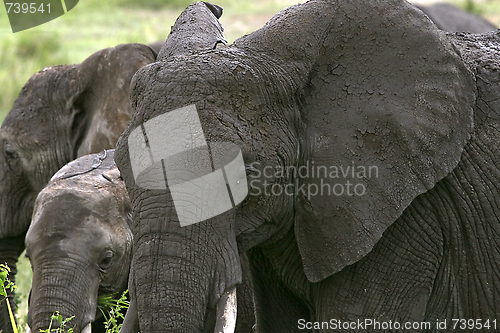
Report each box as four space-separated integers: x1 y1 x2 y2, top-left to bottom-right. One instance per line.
39 312 75 333
97 290 129 333
0 264 19 333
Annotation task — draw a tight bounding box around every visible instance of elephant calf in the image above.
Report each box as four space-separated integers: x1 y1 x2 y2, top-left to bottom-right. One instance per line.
25 150 132 333
24 149 256 333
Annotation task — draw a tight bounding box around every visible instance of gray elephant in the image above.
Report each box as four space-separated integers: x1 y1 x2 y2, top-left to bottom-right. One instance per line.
25 150 132 333
417 2 497 33
115 0 500 332
0 43 156 333
25 153 255 333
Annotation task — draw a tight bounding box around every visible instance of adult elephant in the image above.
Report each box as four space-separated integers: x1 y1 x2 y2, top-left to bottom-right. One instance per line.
115 1 500 332
0 43 156 333
25 150 132 333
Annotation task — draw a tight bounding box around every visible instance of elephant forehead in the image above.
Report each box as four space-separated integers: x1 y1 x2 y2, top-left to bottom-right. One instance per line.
128 49 304 165
27 191 129 254
26 223 115 262
31 186 121 229
132 48 299 114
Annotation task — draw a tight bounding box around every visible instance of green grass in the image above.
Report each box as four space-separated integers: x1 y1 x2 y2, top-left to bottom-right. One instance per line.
39 312 75 333
1 264 18 333
454 0 500 17
97 290 129 333
449 0 500 25
0 0 302 123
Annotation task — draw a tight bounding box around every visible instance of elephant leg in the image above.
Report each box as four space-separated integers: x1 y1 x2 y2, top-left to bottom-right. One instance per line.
0 234 26 333
247 247 311 333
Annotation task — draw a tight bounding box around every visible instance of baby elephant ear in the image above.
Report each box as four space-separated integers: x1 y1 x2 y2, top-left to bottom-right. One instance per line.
293 1 476 282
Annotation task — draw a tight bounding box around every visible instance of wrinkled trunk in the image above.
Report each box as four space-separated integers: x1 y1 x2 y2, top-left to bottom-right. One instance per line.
0 234 26 333
28 260 99 333
129 190 242 333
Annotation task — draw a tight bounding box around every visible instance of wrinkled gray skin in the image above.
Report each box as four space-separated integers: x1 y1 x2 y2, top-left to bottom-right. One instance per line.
417 2 497 33
25 150 132 333
116 0 500 332
0 44 156 333
25 149 254 333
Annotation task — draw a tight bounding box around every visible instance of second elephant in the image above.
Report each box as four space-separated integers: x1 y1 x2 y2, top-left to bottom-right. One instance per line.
417 2 497 33
25 150 132 333
0 43 156 333
25 150 255 333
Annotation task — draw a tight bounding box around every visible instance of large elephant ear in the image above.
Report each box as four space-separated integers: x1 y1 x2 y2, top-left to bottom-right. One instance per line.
74 43 157 156
3 43 156 160
238 0 476 282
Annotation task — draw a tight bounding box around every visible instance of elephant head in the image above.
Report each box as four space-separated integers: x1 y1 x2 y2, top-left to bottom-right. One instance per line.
115 1 487 332
0 43 155 333
25 150 132 333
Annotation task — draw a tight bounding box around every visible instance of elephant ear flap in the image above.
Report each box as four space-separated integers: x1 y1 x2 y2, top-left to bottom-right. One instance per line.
71 43 156 157
293 1 476 282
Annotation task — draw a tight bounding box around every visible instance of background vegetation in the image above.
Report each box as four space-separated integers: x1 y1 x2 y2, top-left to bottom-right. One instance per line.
0 0 498 331
0 0 305 123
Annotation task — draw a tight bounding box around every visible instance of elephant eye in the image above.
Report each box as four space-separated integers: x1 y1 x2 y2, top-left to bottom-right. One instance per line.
98 250 114 271
4 143 18 159
4 143 20 171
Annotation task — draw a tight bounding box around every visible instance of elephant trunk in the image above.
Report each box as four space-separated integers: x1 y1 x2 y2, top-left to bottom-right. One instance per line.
27 260 99 333
131 207 242 333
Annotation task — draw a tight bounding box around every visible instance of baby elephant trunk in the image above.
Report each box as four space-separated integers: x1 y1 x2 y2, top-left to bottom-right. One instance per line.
27 262 99 333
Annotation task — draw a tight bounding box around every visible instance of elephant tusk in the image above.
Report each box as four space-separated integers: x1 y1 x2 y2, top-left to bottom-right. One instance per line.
26 327 32 333
214 286 237 333
81 323 92 333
